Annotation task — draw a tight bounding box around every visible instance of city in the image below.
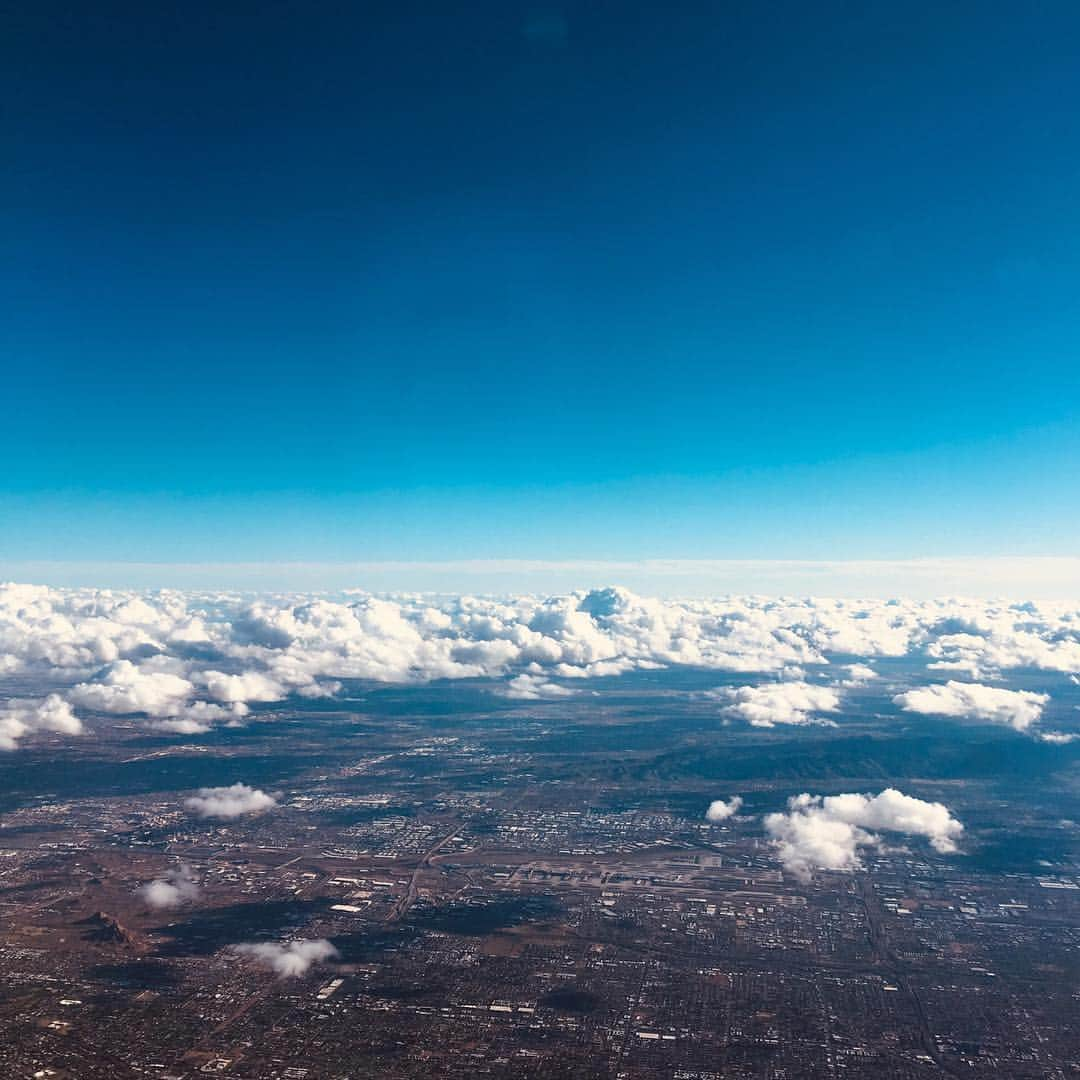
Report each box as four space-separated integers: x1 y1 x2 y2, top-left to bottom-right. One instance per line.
1 670 1077 1078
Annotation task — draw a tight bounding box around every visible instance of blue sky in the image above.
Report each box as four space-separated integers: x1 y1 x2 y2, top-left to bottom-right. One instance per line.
3 1 1079 578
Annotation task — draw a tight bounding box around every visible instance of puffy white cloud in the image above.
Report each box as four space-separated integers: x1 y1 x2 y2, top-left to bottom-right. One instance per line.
0 694 82 750
817 789 963 851
840 663 878 685
764 788 964 881
199 670 287 704
139 863 200 908
705 795 743 822
0 583 191 674
231 939 338 978
69 660 195 717
33 693 82 732
924 625 1080 678
712 681 840 727
893 680 1049 732
184 783 277 819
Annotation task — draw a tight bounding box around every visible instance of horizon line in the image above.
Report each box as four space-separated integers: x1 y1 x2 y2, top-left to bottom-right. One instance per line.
3 556 1080 599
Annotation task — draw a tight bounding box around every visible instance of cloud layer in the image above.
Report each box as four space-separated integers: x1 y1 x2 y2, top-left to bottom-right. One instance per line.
764 788 964 881
0 583 1077 746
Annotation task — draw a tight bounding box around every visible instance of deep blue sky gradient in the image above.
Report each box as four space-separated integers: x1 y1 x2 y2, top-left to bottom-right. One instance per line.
3 1 1079 562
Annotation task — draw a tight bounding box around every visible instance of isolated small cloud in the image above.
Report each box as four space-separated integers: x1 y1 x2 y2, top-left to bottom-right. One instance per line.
231 938 338 978
139 863 200 908
705 795 743 822
764 788 963 881
151 718 211 735
1039 731 1079 745
893 680 1048 732
161 700 252 734
712 681 840 727
184 783 277 819
501 674 576 700
840 663 878 686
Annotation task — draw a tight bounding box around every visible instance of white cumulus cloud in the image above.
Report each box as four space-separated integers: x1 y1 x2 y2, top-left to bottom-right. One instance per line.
199 670 287 704
705 795 743 822
712 681 840 727
893 680 1049 732
764 788 963 881
0 694 82 750
69 660 195 718
231 938 338 978
839 663 878 685
139 863 200 908
184 783 277 819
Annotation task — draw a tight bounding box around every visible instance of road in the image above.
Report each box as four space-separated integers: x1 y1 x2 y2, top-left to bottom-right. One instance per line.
858 875 962 1078
384 830 459 923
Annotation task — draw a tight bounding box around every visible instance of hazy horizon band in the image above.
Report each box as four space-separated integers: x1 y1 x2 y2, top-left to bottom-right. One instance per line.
4 556 1080 598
